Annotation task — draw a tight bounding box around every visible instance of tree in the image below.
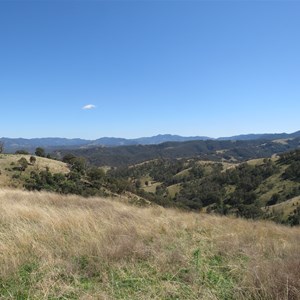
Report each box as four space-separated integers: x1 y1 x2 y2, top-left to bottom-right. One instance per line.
87 167 105 181
62 153 77 164
35 147 45 157
135 179 142 189
18 157 29 171
71 157 87 174
30 156 37 165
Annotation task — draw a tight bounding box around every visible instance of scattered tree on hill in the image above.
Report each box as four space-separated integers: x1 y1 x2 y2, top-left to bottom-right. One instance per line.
30 156 36 165
87 167 105 181
135 179 142 189
0 141 4 153
70 157 87 174
17 157 29 171
35 147 46 157
62 153 77 164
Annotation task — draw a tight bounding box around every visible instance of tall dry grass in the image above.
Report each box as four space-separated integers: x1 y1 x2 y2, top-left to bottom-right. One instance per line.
0 188 299 299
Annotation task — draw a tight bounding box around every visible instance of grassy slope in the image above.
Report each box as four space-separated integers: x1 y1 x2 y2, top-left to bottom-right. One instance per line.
264 196 300 219
0 154 69 188
0 189 299 300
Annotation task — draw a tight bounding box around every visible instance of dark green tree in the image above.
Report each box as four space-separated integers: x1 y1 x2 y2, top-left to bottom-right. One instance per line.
71 157 87 174
30 156 37 165
35 147 45 157
87 167 105 181
62 153 77 164
18 157 29 171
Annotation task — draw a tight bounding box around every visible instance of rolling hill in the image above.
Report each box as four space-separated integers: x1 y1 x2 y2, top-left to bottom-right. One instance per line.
55 137 300 167
0 148 299 225
109 150 300 224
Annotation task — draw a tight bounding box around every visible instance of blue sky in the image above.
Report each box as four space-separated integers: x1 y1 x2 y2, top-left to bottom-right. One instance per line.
0 1 299 139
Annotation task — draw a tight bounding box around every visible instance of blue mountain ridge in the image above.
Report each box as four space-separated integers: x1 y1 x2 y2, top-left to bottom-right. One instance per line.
1 131 299 152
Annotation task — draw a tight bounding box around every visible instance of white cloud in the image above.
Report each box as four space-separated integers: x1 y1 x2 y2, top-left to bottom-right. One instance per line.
82 104 96 110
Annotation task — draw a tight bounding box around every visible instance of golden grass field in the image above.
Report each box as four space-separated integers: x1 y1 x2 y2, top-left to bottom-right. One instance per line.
0 189 299 299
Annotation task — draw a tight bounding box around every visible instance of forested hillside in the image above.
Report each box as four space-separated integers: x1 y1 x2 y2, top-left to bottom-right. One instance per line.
108 150 300 225
55 138 300 167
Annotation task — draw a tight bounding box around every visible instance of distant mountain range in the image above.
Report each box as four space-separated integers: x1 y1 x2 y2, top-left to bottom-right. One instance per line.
1 131 300 153
218 131 300 141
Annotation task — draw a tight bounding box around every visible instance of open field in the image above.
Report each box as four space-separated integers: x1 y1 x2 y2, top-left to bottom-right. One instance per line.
0 189 299 299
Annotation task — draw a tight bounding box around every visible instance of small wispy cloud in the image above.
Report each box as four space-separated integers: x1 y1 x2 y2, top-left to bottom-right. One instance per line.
82 104 96 110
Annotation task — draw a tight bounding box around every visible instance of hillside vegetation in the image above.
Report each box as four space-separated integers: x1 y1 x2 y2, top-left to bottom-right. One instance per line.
55 137 300 167
0 189 299 299
109 150 300 225
0 154 68 189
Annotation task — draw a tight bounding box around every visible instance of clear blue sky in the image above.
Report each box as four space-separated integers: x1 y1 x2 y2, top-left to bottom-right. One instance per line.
0 1 299 139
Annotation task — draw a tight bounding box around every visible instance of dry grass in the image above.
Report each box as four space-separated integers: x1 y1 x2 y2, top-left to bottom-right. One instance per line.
0 189 299 299
167 183 181 198
142 182 161 193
